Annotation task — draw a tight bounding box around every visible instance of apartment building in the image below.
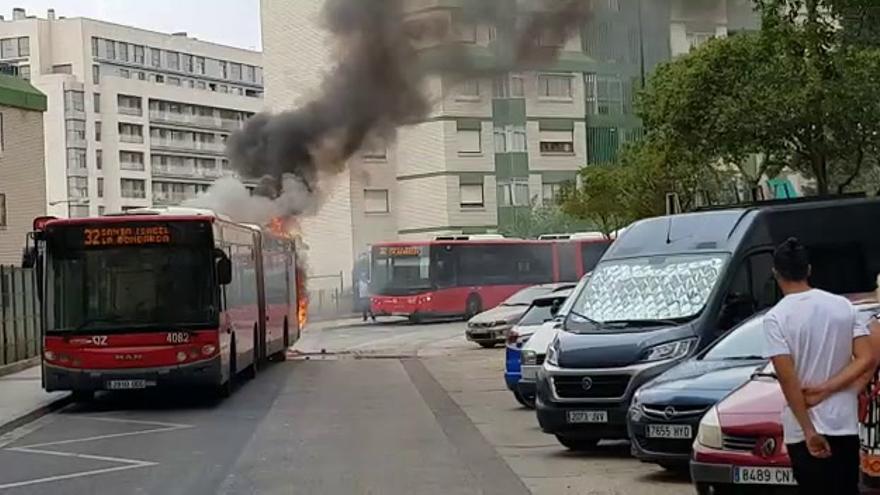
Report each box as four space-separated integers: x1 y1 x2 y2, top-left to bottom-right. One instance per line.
0 7 263 218
0 73 46 265
262 0 758 286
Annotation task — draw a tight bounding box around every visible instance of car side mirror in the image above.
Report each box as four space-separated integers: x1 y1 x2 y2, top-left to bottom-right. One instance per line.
215 250 232 285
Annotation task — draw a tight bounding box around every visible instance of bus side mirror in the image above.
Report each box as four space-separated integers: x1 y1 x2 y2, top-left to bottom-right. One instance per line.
21 247 36 268
216 252 232 285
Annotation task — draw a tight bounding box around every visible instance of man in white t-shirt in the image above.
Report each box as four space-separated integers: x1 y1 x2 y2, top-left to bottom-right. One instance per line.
764 238 874 495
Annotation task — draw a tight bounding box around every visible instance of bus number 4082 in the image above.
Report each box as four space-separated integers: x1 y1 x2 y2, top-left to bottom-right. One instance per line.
166 332 190 344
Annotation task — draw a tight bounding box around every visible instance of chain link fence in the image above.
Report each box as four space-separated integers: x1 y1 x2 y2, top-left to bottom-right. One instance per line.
0 266 41 366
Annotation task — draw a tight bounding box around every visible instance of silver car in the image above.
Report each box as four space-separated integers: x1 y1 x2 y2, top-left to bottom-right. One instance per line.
466 283 575 348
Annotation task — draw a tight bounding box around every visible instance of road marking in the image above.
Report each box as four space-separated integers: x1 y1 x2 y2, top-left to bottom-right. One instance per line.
0 416 193 490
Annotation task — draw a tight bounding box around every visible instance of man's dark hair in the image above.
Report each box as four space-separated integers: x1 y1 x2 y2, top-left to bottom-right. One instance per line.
773 237 810 281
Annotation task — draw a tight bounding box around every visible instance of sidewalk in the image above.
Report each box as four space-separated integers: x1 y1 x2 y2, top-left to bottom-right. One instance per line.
0 365 69 435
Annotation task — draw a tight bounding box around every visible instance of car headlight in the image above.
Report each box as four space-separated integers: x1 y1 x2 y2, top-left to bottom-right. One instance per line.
640 338 696 363
494 320 510 327
629 389 644 421
546 340 560 366
522 350 537 365
695 406 723 449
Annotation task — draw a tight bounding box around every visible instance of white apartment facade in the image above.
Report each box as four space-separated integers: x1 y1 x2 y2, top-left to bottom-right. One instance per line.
0 7 263 218
262 0 758 288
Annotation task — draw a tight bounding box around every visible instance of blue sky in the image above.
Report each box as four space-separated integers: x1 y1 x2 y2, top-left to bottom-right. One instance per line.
1 0 262 50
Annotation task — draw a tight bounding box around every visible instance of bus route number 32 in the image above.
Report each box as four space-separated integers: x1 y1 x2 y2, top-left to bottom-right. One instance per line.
166 332 190 344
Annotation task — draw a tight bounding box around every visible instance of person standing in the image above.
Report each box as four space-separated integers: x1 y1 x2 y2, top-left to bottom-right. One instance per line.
764 238 874 495
358 274 376 323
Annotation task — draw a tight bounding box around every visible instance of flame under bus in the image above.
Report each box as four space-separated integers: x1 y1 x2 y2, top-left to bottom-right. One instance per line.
27 212 305 396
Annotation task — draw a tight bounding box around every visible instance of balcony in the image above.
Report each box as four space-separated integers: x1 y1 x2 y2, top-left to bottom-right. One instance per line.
150 111 243 131
151 164 221 179
150 138 226 154
152 193 189 205
119 106 142 116
66 167 89 177
120 134 144 144
120 162 146 171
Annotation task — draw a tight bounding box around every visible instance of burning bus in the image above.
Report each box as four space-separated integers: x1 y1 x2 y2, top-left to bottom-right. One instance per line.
22 207 306 400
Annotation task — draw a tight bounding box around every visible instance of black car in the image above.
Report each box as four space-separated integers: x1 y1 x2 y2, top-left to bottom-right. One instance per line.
627 312 767 470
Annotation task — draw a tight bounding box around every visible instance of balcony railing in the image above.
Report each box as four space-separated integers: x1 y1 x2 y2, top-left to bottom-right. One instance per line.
119 106 142 116
149 111 244 131
120 162 146 171
152 193 195 205
150 138 226 153
66 167 88 177
120 134 144 144
151 164 221 179
121 190 146 199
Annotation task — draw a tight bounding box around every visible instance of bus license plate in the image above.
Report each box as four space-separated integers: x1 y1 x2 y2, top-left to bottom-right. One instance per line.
567 410 608 423
105 379 151 390
733 466 796 485
646 424 692 439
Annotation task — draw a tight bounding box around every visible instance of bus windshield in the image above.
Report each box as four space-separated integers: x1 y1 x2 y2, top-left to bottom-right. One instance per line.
571 253 728 325
47 246 217 333
371 246 431 295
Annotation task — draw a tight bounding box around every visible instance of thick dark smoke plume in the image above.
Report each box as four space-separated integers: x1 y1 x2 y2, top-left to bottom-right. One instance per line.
205 0 590 222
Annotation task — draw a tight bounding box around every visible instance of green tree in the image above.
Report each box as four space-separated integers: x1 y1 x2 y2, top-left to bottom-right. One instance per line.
497 202 594 239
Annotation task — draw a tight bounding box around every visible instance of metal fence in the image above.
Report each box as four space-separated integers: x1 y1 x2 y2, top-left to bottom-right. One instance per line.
307 271 355 320
0 266 41 366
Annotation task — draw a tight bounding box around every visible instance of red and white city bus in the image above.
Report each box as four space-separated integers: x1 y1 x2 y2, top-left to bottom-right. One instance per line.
22 208 305 400
369 236 611 320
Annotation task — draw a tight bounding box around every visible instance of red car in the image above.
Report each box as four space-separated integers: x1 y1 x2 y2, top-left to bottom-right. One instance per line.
691 297 878 494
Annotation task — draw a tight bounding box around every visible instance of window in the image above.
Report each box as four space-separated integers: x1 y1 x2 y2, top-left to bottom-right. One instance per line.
362 135 387 160
97 178 104 198
245 65 255 82
67 177 89 198
66 149 87 172
494 125 527 153
0 193 5 226
137 71 146 81
456 121 482 154
118 123 143 143
69 205 89 218
219 85 228 93
230 62 242 80
98 206 106 216
91 37 99 56
105 40 115 60
364 189 389 213
460 183 484 208
540 129 575 154
118 42 129 62
538 74 573 99
18 65 29 80
196 81 206 90
167 76 181 86
92 65 100 84
133 45 145 64
456 79 480 100
93 121 101 141
542 182 569 205
64 91 85 112
65 120 86 142
1 38 16 58
687 32 714 52
219 61 228 79
493 74 525 98
93 93 101 113
117 94 142 115
497 179 531 207
96 149 102 169
18 37 29 57
195 56 205 74
119 68 130 79
167 51 180 70
0 113 3 152
150 48 161 67
182 54 193 73
121 179 146 199
585 73 623 115
153 74 165 83
120 151 145 170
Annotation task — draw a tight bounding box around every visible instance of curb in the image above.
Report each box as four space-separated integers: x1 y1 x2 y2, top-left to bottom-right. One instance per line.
0 393 72 437
0 357 41 379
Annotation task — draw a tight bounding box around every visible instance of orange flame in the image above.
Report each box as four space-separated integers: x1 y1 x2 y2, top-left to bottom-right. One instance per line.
296 269 308 330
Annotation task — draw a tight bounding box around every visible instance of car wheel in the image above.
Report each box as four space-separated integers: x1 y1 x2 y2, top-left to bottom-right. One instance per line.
465 294 482 320
513 390 536 409
555 434 599 451
477 341 496 349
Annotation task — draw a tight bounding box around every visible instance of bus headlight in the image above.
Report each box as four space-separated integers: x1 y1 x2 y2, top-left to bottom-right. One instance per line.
176 351 188 362
201 344 217 356
696 406 723 449
44 350 56 361
522 350 538 365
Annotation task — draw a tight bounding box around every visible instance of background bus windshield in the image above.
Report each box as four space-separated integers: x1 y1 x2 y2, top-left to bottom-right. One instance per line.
371 246 431 295
48 245 216 333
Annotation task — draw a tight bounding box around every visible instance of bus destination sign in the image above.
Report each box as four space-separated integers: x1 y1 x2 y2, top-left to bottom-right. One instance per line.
378 246 423 257
83 225 172 247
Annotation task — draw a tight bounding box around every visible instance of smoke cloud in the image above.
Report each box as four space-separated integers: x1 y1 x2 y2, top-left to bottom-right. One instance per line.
192 0 591 225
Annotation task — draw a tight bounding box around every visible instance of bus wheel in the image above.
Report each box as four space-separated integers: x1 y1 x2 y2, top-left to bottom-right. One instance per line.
465 295 482 320
72 390 94 403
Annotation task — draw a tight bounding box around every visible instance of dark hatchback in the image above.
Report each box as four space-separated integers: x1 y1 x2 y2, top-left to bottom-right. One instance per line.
628 312 767 470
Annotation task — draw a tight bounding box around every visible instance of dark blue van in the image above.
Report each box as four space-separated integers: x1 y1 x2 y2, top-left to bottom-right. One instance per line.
535 196 880 451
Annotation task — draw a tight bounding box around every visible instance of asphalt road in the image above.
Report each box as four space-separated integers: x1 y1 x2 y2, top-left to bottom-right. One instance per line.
0 319 692 495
